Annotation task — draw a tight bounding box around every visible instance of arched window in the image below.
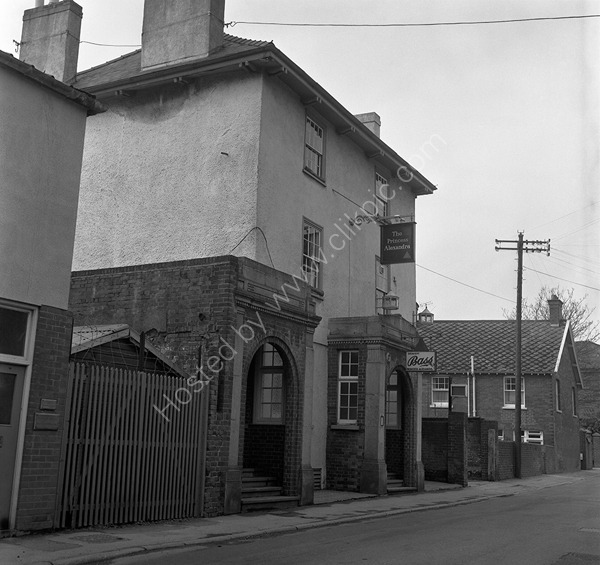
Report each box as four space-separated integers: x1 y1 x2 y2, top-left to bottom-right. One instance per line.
253 343 284 424
386 372 401 429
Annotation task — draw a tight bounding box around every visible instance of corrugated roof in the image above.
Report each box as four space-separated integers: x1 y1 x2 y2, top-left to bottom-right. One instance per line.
72 324 129 350
416 319 567 375
74 34 271 90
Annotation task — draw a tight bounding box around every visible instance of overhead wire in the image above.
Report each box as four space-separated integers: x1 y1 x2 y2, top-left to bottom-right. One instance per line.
416 264 514 304
226 14 600 29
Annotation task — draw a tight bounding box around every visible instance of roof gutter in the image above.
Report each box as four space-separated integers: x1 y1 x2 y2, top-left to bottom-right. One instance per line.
0 50 105 116
80 45 436 196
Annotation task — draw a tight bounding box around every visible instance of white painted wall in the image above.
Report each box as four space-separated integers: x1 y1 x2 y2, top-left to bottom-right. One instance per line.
256 77 419 473
0 66 87 310
73 73 263 270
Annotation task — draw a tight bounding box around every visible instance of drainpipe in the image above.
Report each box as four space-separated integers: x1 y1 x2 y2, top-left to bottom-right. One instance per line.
471 356 476 417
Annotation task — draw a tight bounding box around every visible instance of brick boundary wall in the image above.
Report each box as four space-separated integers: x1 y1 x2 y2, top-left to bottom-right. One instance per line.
422 419 448 481
448 412 468 486
16 306 73 531
521 443 544 477
497 441 515 480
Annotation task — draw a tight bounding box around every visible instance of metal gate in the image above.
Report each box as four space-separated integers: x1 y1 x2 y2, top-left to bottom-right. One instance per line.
57 363 205 528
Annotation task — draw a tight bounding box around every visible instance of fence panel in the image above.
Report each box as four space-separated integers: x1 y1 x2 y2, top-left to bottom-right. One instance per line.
58 363 203 528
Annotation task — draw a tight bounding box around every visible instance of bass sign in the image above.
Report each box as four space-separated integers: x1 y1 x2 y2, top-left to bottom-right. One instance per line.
406 351 436 372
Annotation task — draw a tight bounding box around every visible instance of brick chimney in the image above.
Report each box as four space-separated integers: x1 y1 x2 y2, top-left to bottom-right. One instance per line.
547 294 563 326
20 0 82 84
141 0 225 70
354 112 381 138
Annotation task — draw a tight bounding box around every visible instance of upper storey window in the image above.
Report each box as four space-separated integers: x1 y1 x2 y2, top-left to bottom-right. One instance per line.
304 116 325 182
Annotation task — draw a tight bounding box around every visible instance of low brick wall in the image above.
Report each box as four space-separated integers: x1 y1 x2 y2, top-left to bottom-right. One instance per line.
497 441 515 480
521 443 544 477
422 419 448 481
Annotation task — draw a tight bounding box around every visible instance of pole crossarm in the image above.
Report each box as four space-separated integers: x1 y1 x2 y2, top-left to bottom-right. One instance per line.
495 238 550 255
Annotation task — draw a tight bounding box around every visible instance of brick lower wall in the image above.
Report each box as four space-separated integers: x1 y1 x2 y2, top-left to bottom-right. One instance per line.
16 306 73 531
422 419 448 481
497 442 515 480
521 443 544 477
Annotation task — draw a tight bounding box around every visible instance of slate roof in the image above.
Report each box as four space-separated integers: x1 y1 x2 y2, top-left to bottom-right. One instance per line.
74 34 271 90
416 319 569 375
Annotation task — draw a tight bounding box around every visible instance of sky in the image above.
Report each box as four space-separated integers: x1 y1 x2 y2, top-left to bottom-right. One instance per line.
2 0 599 327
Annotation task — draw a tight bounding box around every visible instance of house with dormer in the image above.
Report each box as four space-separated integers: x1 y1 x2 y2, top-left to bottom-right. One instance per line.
17 0 439 525
416 296 583 474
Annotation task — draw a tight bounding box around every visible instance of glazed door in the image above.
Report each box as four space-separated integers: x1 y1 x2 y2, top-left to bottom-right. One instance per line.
0 364 25 531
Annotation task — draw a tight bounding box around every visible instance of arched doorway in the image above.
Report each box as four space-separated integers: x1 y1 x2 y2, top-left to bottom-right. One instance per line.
385 367 413 483
242 341 298 498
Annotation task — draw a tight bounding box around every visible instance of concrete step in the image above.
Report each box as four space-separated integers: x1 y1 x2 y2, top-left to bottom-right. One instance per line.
241 495 300 513
387 486 417 494
241 486 283 498
242 476 279 487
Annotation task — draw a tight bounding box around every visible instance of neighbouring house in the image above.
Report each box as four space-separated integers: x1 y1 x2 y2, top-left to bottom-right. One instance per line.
0 30 103 532
576 340 600 425
576 340 600 466
17 0 439 524
416 296 584 476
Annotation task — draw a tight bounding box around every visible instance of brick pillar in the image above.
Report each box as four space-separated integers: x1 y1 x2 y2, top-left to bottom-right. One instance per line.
15 305 72 531
360 345 387 494
448 411 468 486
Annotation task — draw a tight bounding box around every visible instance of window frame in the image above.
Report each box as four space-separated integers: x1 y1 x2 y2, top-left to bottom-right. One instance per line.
503 376 525 408
0 300 37 365
303 114 326 183
253 343 285 425
302 218 324 290
572 387 577 417
338 350 359 425
431 376 449 408
385 371 401 429
555 379 562 412
374 172 389 218
522 430 544 445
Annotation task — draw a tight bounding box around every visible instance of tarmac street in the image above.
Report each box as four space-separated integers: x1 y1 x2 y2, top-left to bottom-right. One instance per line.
0 470 598 565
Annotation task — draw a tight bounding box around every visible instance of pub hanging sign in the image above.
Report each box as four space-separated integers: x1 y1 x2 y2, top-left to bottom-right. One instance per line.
380 222 416 265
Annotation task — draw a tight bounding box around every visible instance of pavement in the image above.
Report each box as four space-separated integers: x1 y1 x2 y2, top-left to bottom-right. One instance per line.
0 470 595 565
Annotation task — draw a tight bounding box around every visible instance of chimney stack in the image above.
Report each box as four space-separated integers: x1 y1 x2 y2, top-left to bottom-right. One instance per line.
20 0 82 84
547 294 563 326
354 112 381 138
141 0 225 70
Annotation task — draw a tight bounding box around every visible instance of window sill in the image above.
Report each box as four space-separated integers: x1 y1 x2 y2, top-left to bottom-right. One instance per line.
303 168 327 187
502 406 527 410
430 404 449 409
251 421 284 426
331 424 359 431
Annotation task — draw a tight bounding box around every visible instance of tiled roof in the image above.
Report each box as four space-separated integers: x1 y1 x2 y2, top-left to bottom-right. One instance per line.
416 319 567 375
74 34 271 90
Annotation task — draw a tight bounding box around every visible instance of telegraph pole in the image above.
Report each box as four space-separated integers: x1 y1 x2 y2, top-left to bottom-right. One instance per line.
495 232 550 478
